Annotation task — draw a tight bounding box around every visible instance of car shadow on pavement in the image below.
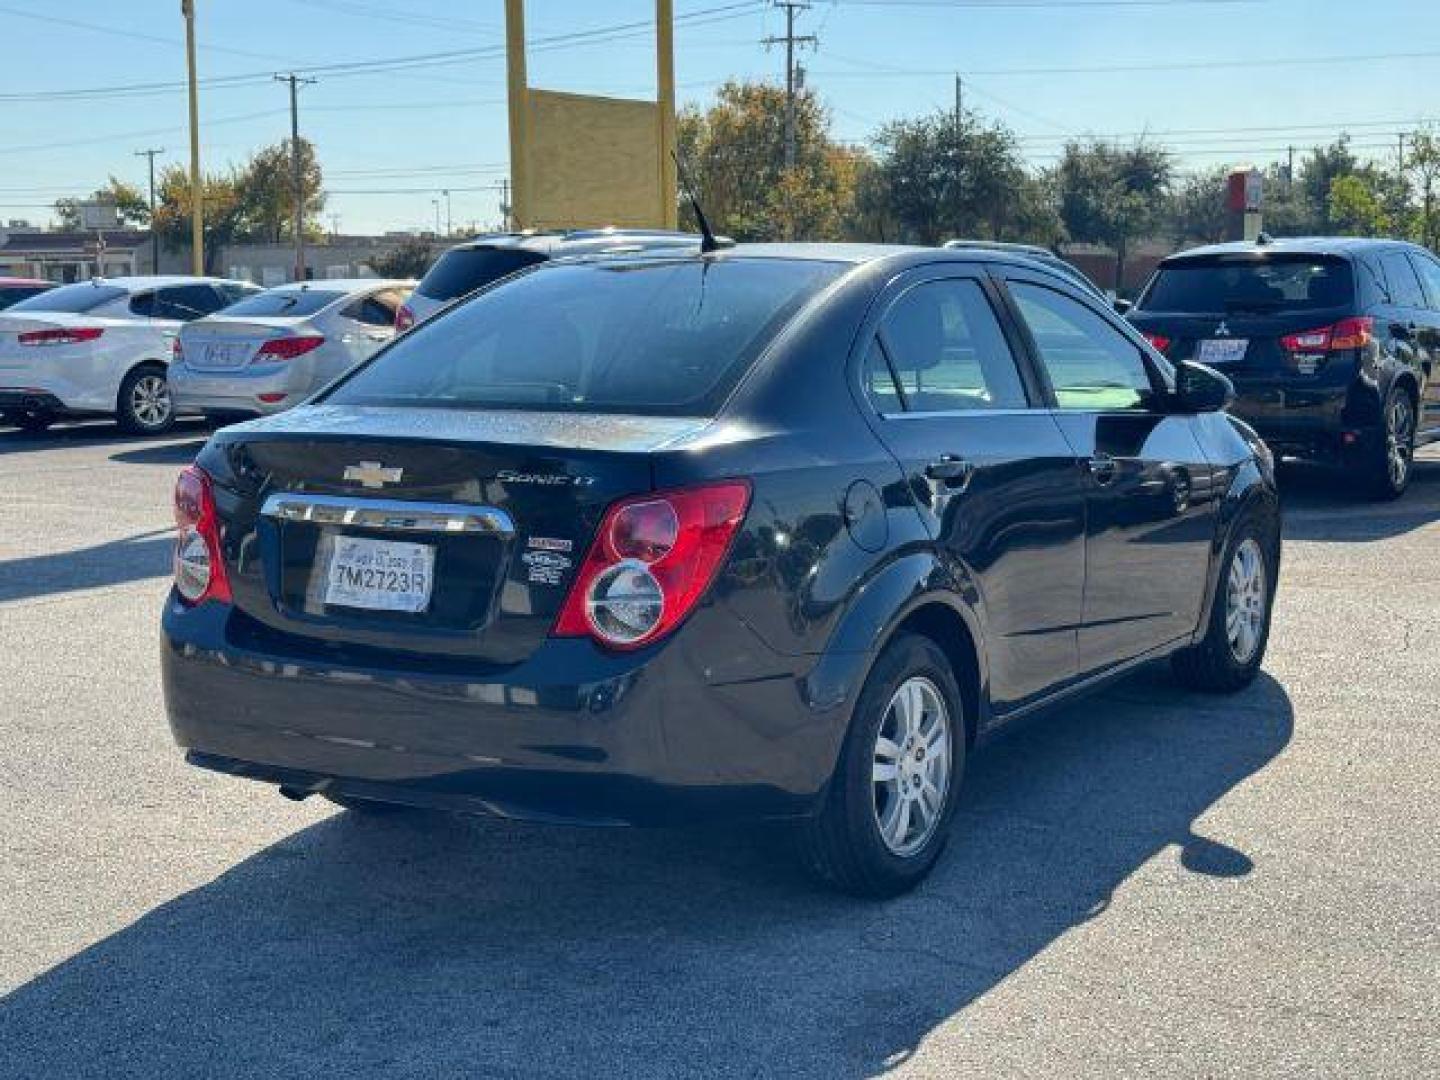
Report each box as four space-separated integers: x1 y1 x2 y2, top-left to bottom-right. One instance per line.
1278 455 1440 542
0 419 210 457
108 439 207 466
0 529 172 603
0 667 1292 1079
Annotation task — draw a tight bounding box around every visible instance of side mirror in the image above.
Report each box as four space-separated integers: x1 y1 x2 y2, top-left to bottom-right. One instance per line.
1112 297 1133 316
1172 359 1234 414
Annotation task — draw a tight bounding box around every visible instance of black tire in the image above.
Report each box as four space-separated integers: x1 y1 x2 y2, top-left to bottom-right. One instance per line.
116 364 176 434
324 793 415 815
1362 384 1416 501
1171 512 1278 693
798 634 967 898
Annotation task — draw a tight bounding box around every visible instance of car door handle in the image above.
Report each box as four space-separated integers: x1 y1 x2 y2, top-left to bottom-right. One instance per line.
924 455 974 484
1087 454 1119 484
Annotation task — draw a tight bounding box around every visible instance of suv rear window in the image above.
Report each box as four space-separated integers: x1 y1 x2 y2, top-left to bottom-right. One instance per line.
326 258 846 416
7 283 126 314
220 289 343 317
415 247 547 301
1139 255 1354 314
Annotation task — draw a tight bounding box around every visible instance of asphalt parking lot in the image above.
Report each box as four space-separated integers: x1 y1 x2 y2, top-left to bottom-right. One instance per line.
1 420 1437 1079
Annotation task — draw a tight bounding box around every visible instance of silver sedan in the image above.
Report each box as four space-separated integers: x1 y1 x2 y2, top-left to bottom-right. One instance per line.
170 279 413 418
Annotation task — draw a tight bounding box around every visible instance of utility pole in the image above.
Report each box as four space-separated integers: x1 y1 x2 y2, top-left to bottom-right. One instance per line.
1398 133 1407 172
431 198 441 236
134 147 164 272
441 189 452 236
500 177 511 230
1287 145 1295 187
274 72 316 282
181 0 203 275
954 74 963 132
762 1 816 172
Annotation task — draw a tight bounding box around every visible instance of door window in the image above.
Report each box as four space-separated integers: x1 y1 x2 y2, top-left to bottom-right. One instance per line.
345 294 400 327
1379 252 1427 308
1010 282 1157 411
870 279 1028 413
1407 253 1440 311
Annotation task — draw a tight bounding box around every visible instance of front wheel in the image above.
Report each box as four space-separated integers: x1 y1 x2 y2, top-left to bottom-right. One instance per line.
117 365 175 434
1172 515 1277 693
798 635 966 898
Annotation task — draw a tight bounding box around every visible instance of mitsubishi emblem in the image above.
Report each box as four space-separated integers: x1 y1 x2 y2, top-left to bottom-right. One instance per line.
1214 321 1231 337
343 461 403 489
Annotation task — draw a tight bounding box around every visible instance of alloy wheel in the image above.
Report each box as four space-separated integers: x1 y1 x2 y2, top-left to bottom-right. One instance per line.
1385 393 1414 490
871 676 952 857
130 373 173 430
1225 537 1267 664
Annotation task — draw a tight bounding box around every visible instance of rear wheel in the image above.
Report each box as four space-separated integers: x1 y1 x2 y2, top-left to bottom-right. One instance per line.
117 365 175 434
1171 515 1276 693
798 635 965 898
1363 385 1415 500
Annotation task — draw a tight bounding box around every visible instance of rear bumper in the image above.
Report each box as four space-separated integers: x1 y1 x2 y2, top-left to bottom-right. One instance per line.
169 364 302 417
1228 379 1379 463
162 598 844 825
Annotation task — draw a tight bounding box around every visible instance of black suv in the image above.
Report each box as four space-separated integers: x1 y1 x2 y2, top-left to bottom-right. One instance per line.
1129 237 1440 498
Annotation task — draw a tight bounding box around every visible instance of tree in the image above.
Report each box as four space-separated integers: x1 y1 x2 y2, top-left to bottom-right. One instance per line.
369 235 435 279
152 164 245 275
54 177 149 229
677 80 858 241
1164 168 1229 245
1055 140 1172 290
863 109 1030 245
1404 127 1440 248
239 138 325 244
1328 174 1392 236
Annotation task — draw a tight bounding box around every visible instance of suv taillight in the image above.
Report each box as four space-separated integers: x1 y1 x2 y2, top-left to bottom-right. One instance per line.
395 304 415 332
173 465 232 605
255 335 324 362
1140 331 1171 354
1280 316 1374 353
553 481 751 650
18 327 103 346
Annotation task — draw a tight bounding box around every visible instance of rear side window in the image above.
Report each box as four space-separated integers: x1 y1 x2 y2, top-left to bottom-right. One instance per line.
1408 253 1440 311
415 247 547 301
1379 252 1427 308
345 294 399 327
1011 282 1156 411
1139 255 1354 314
8 283 125 313
326 258 846 416
871 279 1027 413
152 285 224 321
0 285 51 310
220 289 344 318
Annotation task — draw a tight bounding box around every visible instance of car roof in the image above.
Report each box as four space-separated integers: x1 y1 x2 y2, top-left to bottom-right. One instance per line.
447 228 706 255
1163 236 1423 264
265 278 413 294
78 275 249 292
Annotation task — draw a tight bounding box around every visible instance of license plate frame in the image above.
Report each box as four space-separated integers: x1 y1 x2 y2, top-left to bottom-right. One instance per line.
1197 338 1249 365
319 534 435 614
202 342 251 368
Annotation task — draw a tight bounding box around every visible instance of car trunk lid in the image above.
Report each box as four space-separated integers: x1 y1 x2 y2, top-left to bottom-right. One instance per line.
205 405 708 666
180 317 316 371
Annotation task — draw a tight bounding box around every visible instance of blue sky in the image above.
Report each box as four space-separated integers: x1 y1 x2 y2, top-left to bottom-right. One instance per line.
1 0 1435 234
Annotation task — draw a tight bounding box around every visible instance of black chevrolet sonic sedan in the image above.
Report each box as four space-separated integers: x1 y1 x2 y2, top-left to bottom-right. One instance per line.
1128 237 1440 499
162 244 1281 897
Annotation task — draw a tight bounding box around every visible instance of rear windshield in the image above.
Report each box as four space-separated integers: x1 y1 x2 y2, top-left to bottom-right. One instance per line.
220 289 343 317
7 283 126 313
325 258 846 416
0 285 51 309
415 246 547 301
1139 255 1354 314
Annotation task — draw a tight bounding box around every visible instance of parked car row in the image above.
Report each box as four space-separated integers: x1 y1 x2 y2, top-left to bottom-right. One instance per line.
0 275 410 434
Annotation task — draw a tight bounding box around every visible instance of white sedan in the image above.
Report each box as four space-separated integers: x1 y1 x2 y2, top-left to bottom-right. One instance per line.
170 279 413 420
0 276 259 433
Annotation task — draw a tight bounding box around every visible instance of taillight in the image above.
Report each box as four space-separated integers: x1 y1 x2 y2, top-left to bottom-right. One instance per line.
553 481 751 650
173 465 232 605
18 327 103 346
254 335 324 361
395 304 415 332
1140 331 1171 354
1280 316 1373 353
171 337 183 363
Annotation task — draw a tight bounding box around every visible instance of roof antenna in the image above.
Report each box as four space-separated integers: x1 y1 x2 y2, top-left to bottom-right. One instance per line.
670 149 724 255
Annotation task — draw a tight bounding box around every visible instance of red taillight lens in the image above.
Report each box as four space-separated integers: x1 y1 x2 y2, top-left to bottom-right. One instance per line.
395 304 415 332
1281 317 1373 353
1140 331 1171 354
171 337 183 363
18 327 103 346
553 481 751 650
173 465 232 605
255 335 324 361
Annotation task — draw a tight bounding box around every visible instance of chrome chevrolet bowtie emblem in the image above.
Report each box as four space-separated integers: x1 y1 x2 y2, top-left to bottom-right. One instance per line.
1214 321 1231 337
343 461 403 489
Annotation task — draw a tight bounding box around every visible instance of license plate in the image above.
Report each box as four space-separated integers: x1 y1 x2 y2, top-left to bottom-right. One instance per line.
321 535 435 613
202 342 250 368
1198 338 1249 365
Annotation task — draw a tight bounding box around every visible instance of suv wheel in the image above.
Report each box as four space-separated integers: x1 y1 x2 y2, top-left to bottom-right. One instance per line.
798 634 965 897
117 365 175 434
1365 385 1415 500
1172 515 1277 692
